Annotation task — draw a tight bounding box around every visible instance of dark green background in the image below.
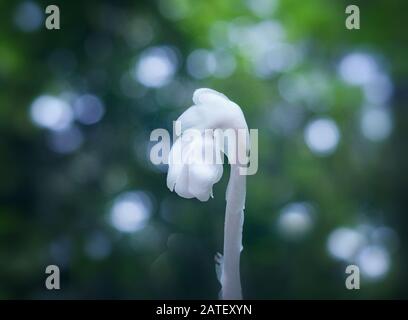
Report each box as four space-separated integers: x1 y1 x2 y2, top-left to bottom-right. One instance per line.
0 0 407 299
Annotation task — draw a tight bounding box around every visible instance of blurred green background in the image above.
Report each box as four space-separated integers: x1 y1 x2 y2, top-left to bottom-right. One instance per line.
0 0 407 299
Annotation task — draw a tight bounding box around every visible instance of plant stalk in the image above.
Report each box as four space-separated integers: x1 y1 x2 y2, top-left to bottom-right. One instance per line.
221 165 246 300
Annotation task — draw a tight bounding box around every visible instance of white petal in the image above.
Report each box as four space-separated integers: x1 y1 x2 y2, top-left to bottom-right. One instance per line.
174 165 194 199
167 136 199 199
177 105 204 132
188 163 223 201
166 138 184 191
193 88 229 106
192 88 248 132
186 134 223 201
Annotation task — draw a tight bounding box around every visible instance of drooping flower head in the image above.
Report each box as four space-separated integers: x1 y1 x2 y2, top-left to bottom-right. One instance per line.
167 88 249 201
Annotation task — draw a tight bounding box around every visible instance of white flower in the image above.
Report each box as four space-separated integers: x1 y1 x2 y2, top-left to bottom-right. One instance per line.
165 88 249 299
178 88 248 132
167 88 248 202
167 132 223 201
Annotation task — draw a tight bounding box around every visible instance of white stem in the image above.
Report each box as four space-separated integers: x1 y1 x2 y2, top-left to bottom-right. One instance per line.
221 165 246 300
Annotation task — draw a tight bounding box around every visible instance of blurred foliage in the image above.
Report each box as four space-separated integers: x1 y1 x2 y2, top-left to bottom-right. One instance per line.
0 0 407 299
